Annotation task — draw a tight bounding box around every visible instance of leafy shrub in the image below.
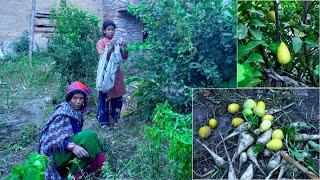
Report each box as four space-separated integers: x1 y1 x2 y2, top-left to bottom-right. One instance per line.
139 102 192 179
48 2 100 98
127 0 237 117
8 153 48 180
12 31 29 55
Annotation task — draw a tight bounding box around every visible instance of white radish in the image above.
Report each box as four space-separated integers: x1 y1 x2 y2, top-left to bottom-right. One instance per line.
195 138 226 167
253 128 261 135
277 160 288 180
265 162 282 180
267 152 281 171
295 134 320 141
256 129 273 145
215 122 251 152
240 164 253 180
291 121 312 131
239 152 247 170
247 146 265 175
263 149 272 157
218 131 237 180
232 132 254 162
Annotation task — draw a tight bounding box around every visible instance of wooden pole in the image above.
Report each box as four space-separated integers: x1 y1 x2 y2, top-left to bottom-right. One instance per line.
28 0 36 65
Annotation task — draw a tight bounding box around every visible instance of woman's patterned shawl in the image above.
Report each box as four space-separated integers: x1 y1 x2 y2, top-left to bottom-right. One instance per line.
38 101 83 179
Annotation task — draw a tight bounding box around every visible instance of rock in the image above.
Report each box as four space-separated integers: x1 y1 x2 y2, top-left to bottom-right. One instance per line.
2 40 16 56
0 47 4 59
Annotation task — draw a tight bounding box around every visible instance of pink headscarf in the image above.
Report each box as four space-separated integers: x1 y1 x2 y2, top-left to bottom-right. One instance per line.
66 81 91 112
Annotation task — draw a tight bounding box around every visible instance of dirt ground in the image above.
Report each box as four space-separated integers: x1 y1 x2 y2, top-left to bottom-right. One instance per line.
193 88 319 179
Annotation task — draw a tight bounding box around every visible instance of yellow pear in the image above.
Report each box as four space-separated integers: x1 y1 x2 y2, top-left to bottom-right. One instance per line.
277 42 291 65
267 11 276 23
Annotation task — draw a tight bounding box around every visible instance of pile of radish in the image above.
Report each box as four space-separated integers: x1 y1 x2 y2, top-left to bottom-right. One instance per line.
195 98 319 179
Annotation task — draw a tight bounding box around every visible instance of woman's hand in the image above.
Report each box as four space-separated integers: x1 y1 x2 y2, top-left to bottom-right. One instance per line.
72 144 89 158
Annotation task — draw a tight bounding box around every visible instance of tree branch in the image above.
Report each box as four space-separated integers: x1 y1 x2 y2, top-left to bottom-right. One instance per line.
264 68 308 87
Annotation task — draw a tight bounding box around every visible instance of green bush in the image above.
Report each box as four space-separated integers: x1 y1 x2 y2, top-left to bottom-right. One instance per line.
48 2 100 98
139 102 192 179
127 0 236 117
8 153 48 180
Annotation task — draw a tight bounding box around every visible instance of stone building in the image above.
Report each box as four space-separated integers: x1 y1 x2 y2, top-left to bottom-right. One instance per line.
0 0 143 56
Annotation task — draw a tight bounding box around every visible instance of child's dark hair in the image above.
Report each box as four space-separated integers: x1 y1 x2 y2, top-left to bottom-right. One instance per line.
102 19 116 36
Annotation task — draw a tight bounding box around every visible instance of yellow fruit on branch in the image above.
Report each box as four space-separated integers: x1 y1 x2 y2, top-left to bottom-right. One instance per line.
277 42 291 65
232 117 244 127
267 10 276 23
198 126 211 139
267 139 283 151
228 103 240 113
208 118 218 128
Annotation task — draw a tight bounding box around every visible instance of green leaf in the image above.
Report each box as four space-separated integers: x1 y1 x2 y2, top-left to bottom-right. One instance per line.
249 19 265 27
293 28 306 38
238 40 267 60
292 37 303 53
269 42 280 53
238 23 248 40
246 53 264 63
248 9 264 17
237 63 246 82
249 29 263 40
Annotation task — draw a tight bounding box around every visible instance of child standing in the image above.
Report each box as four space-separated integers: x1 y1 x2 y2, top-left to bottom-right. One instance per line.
96 19 128 127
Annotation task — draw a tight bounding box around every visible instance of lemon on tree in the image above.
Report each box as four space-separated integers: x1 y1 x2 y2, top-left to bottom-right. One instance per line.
267 139 283 151
232 117 244 127
272 129 284 140
266 10 276 23
262 114 274 121
228 103 240 113
198 126 211 139
277 42 291 65
208 118 218 128
243 99 256 110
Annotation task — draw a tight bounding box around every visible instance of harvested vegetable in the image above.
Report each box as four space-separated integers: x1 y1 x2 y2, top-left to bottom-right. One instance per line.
266 139 283 151
295 134 320 141
243 99 256 110
232 117 244 127
263 149 272 157
232 132 254 161
308 141 320 152
239 152 247 170
242 109 253 117
218 131 237 180
208 118 218 128
228 103 240 113
195 138 226 167
253 106 265 117
257 129 272 145
272 129 284 140
198 126 211 139
240 164 253 180
247 146 265 175
261 114 274 121
267 152 281 171
260 120 271 132
257 101 266 109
